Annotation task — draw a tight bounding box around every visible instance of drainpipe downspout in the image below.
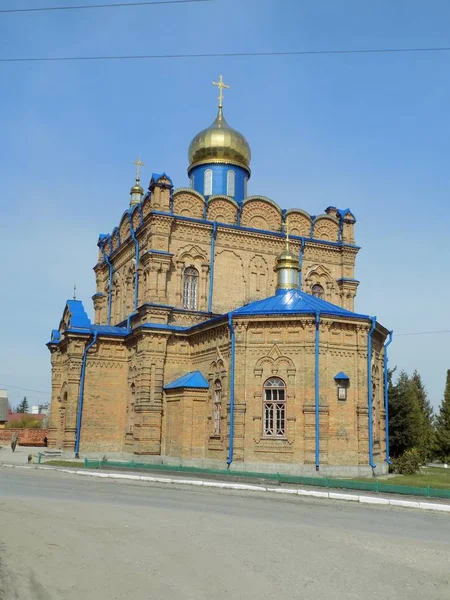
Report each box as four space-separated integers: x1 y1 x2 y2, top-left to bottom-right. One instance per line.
367 316 377 472
384 330 393 465
315 311 320 471
101 247 113 326
227 313 236 467
299 238 305 288
208 222 217 313
128 213 139 312
74 331 98 458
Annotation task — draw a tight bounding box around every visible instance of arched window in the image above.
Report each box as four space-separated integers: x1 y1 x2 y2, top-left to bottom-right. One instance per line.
204 169 213 196
213 379 222 435
244 176 248 198
227 170 235 197
183 267 199 310
190 174 195 189
312 284 324 298
263 377 286 437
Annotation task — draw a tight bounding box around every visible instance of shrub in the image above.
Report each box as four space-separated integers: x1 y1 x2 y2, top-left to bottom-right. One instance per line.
6 415 43 429
391 448 422 475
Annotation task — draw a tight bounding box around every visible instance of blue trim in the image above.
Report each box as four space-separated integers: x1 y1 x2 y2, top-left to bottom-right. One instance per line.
146 249 173 256
74 332 98 457
227 313 236 466
208 223 217 313
150 211 361 250
367 317 377 470
336 278 360 283
384 331 393 464
299 238 305 288
315 311 320 470
128 212 139 312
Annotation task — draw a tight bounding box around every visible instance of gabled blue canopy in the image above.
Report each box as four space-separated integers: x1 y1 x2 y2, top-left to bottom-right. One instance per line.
334 372 350 381
164 371 209 390
233 289 369 319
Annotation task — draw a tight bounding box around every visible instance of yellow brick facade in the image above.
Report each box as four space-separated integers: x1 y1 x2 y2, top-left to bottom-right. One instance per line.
48 174 389 477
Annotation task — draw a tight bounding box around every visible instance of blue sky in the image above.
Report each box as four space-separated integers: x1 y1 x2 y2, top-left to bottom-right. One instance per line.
0 0 449 410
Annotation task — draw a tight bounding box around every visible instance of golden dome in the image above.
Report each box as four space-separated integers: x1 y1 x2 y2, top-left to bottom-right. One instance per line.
188 108 251 173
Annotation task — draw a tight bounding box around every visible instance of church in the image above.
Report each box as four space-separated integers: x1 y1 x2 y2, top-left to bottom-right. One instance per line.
47 76 391 476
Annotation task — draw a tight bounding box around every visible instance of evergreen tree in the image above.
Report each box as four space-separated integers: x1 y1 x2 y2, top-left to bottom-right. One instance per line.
411 370 435 460
435 370 450 460
388 370 423 458
16 397 29 413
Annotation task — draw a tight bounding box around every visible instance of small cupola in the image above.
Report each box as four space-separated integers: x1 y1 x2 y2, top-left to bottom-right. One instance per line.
274 226 300 293
129 157 144 207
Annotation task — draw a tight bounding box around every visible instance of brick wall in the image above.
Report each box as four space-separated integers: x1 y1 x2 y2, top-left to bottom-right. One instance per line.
0 428 49 446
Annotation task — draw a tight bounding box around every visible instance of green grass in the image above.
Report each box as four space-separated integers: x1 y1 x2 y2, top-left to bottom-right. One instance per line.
358 468 450 490
43 460 83 468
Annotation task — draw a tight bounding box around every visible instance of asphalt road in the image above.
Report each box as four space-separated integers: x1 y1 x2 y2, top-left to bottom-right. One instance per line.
0 469 449 600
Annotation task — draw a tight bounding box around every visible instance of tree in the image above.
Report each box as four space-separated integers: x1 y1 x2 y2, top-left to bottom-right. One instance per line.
16 397 29 413
434 370 450 460
388 370 423 458
411 370 435 460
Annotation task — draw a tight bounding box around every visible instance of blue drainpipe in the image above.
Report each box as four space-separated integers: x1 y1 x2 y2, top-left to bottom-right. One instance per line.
74 331 98 458
367 316 377 471
384 330 393 464
299 238 305 288
227 313 236 466
315 311 320 471
128 212 139 311
208 222 217 313
101 247 113 326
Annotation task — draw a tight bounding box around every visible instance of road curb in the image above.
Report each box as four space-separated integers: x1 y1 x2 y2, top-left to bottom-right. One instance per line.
2 463 449 513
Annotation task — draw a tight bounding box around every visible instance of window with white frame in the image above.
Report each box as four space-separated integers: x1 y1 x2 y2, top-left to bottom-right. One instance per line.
227 170 235 197
263 377 286 437
183 267 199 310
244 176 248 198
213 379 222 435
312 283 324 298
204 169 213 196
190 174 195 189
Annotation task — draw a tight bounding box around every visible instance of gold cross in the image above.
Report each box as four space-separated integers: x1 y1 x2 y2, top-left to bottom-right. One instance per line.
212 75 230 109
133 157 144 180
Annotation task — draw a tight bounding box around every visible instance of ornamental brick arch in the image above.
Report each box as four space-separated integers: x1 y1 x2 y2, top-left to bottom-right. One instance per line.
241 196 283 232
313 215 340 242
304 264 333 300
206 195 239 224
285 209 311 237
119 213 131 242
173 188 205 219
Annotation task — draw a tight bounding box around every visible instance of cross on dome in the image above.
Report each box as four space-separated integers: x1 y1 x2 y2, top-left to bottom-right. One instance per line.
212 75 230 109
132 157 144 182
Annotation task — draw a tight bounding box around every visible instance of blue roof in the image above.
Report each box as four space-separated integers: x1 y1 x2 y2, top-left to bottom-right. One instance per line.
65 300 91 329
150 172 174 187
232 289 369 319
164 371 209 390
334 371 350 380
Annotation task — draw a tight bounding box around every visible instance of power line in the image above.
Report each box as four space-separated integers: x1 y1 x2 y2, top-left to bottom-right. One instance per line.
395 330 450 337
0 0 213 14
2 46 450 63
0 383 51 395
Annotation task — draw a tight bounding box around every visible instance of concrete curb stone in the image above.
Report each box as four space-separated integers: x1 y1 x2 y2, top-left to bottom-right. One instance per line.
1 463 449 514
